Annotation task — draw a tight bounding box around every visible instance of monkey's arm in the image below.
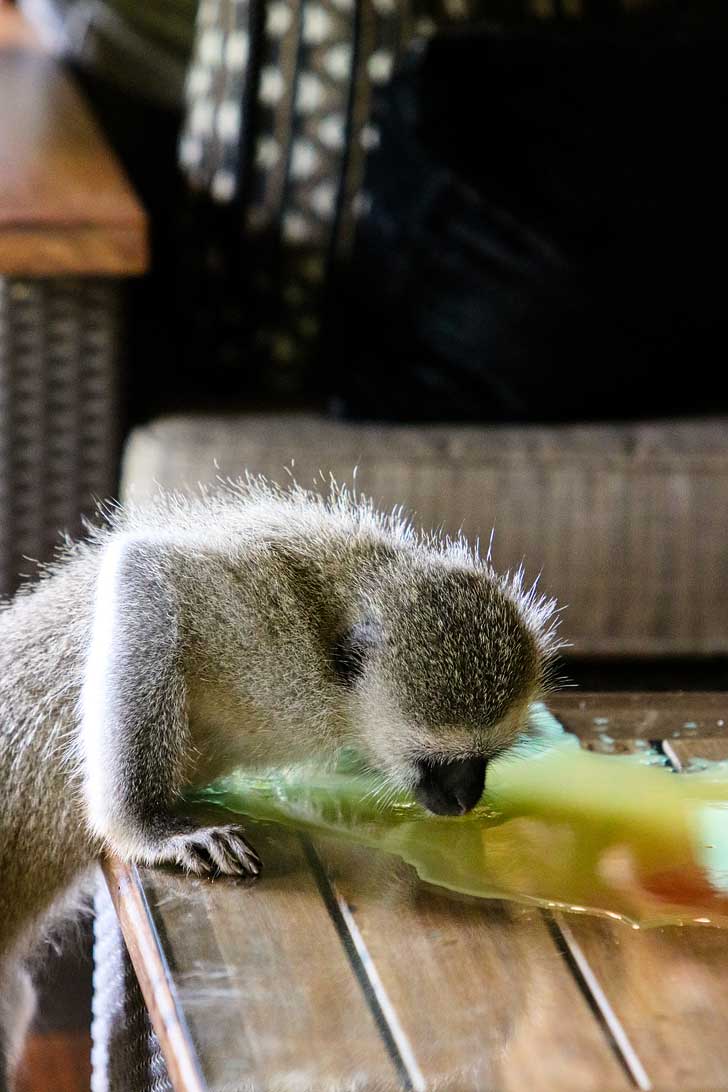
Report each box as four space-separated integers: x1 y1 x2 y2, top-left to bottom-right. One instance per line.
80 535 260 878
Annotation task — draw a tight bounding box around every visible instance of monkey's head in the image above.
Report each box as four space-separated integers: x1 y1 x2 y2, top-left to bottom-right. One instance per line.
332 560 558 815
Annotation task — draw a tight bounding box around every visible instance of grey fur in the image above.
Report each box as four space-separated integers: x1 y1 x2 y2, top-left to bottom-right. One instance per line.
0 479 560 1083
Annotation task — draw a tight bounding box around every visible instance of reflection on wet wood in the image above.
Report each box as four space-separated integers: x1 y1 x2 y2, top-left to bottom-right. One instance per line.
311 838 631 1091
121 825 398 1092
549 691 728 739
555 912 728 1092
553 735 728 1092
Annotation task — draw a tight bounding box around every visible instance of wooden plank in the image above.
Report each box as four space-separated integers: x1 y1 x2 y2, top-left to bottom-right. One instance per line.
552 734 728 1092
103 858 208 1092
0 9 147 275
311 837 632 1091
549 691 728 739
122 823 399 1091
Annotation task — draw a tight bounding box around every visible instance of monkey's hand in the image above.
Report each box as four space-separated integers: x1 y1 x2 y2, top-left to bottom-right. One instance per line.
163 824 262 880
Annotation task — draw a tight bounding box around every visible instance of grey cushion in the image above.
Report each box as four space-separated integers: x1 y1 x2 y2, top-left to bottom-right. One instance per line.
122 413 728 656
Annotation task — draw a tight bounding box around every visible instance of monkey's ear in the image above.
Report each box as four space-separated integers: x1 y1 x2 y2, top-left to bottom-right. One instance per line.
330 618 382 686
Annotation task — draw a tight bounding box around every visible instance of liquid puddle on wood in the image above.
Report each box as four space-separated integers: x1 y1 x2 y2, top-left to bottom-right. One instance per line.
191 706 728 930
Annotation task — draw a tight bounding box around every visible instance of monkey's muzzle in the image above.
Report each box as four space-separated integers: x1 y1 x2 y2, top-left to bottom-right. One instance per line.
413 756 487 816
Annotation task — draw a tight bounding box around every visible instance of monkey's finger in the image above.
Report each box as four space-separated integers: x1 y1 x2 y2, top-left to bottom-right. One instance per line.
207 827 262 877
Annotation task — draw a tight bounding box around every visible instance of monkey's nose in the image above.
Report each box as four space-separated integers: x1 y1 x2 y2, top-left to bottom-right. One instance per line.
413 756 487 816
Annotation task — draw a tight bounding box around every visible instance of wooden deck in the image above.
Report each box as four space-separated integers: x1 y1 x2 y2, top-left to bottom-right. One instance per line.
103 692 728 1091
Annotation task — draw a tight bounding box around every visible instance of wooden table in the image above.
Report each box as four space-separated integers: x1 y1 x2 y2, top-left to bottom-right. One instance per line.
94 692 728 1092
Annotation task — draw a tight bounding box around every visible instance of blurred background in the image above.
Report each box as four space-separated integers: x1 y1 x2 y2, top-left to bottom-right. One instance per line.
1 0 728 1087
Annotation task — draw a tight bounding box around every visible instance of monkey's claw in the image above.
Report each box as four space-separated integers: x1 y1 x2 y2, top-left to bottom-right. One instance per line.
171 825 262 880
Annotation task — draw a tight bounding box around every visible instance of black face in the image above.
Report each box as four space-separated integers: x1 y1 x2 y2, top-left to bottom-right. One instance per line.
413 756 487 816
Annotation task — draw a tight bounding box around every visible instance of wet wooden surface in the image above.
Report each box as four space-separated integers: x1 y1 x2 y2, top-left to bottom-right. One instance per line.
312 840 631 1092
105 695 728 1092
0 6 147 275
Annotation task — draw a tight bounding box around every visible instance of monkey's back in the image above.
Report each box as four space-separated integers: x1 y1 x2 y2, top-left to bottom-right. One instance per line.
0 560 99 954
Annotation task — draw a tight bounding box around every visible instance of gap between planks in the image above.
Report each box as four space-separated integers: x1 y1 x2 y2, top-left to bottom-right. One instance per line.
543 915 651 1090
301 837 427 1091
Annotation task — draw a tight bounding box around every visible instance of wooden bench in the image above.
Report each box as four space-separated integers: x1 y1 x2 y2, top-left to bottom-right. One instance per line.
93 692 728 1092
0 5 147 594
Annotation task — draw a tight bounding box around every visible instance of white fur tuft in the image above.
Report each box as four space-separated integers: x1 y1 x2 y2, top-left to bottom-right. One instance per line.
78 536 128 839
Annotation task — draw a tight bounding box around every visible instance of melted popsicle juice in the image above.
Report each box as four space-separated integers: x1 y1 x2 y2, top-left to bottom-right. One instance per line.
191 706 728 928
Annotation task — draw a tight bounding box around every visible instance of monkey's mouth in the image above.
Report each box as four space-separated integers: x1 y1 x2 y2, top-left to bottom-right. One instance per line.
412 756 487 816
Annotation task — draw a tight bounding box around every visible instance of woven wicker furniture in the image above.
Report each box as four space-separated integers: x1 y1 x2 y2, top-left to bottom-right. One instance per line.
0 8 146 597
